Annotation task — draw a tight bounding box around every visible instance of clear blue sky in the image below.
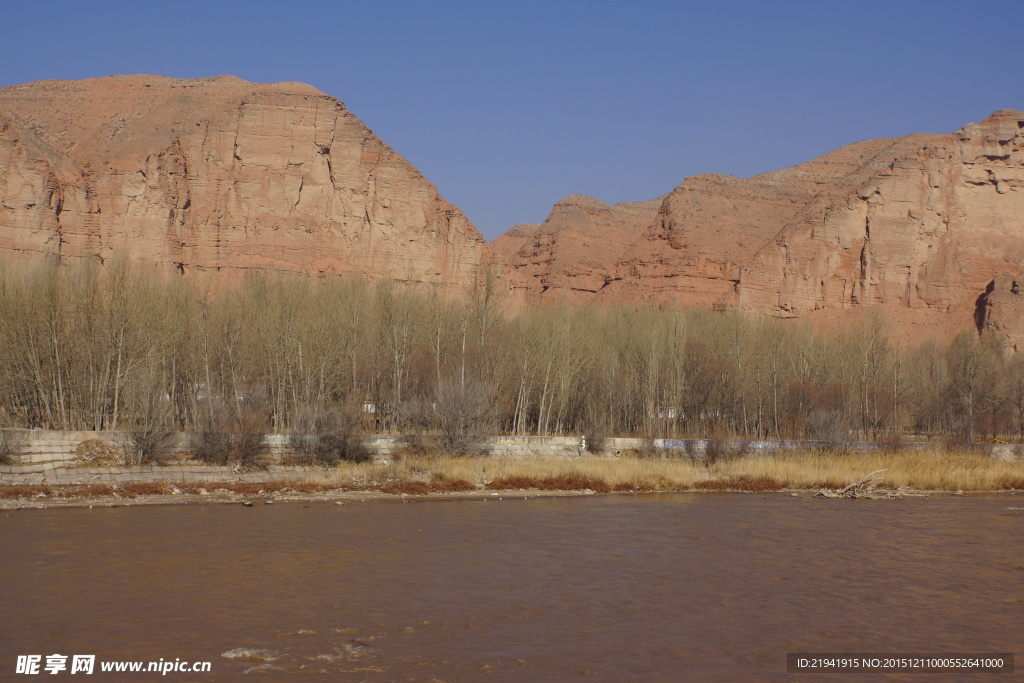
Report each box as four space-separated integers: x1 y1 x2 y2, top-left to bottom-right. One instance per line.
1 1 1020 240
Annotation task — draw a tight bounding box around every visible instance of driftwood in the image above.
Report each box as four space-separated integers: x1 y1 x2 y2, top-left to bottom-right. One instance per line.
815 469 905 499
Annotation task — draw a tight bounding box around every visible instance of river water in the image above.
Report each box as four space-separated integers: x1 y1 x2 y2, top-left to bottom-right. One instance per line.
1 494 1021 681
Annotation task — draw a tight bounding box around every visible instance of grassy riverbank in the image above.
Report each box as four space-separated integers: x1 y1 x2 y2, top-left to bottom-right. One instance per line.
2 449 1023 505
316 448 1024 494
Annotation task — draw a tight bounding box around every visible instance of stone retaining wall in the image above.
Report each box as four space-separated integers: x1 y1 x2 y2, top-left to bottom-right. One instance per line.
2 430 1016 486
0 430 590 485
0 464 326 487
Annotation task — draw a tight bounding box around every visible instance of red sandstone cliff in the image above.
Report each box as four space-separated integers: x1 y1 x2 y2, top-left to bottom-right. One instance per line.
493 194 663 301
730 110 1024 345
499 111 1024 345
4 77 1022 345
0 75 494 287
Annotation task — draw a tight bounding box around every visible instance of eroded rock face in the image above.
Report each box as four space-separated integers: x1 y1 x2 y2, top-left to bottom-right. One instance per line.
0 75 493 288
494 194 662 302
501 135 929 307
978 274 1024 351
730 110 1024 325
499 110 1024 343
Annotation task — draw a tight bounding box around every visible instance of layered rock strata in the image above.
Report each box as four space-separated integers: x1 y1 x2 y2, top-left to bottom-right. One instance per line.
730 110 1024 321
0 75 493 287
499 111 1024 342
493 194 662 301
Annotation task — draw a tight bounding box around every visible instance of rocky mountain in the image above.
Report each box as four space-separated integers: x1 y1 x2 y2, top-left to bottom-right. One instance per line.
0 75 494 288
492 194 663 301
4 77 1021 346
499 111 1024 346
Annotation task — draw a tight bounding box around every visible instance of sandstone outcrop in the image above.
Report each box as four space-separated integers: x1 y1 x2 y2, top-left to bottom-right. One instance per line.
729 110 1024 324
0 75 494 288
494 194 662 302
501 136 929 306
977 274 1024 351
499 111 1024 343
6 76 1021 343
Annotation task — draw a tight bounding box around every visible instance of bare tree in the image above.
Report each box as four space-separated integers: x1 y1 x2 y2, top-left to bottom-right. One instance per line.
191 393 271 470
945 331 998 441
0 429 26 466
122 372 177 465
433 378 496 456
290 402 371 465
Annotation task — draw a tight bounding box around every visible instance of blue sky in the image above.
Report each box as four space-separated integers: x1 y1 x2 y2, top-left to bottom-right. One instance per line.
1 1 1020 240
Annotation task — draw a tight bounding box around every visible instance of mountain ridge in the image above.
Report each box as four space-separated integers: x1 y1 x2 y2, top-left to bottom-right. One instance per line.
0 74 496 288
497 110 1024 346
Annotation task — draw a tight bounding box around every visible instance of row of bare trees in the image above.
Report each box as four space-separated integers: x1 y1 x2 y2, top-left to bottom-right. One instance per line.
0 256 1020 446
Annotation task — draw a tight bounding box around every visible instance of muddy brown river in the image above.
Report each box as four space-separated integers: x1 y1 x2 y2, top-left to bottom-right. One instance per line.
1 494 1021 681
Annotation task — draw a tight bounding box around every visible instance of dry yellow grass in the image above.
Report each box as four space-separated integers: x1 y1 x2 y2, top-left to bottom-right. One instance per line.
313 447 1024 493
317 455 702 490
716 448 1024 491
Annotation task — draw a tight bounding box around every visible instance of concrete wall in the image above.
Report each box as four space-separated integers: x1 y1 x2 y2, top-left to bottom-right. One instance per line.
0 429 947 471
0 430 584 485
0 429 350 486
3 429 1008 487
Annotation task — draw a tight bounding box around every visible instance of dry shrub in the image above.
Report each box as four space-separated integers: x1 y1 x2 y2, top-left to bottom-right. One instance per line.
996 475 1024 490
608 475 683 492
290 405 371 466
638 438 668 459
379 481 432 495
73 439 125 467
0 485 52 499
559 474 597 490
190 430 233 466
612 481 645 492
585 434 607 454
807 408 850 451
54 484 115 499
123 377 177 465
284 480 336 493
540 474 611 493
0 430 27 465
430 478 477 492
580 416 609 454
173 480 346 495
703 439 749 466
124 426 177 465
117 481 170 497
398 395 436 455
121 481 171 497
432 379 496 456
487 474 611 493
233 410 271 470
191 397 270 470
486 475 540 490
693 476 786 492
